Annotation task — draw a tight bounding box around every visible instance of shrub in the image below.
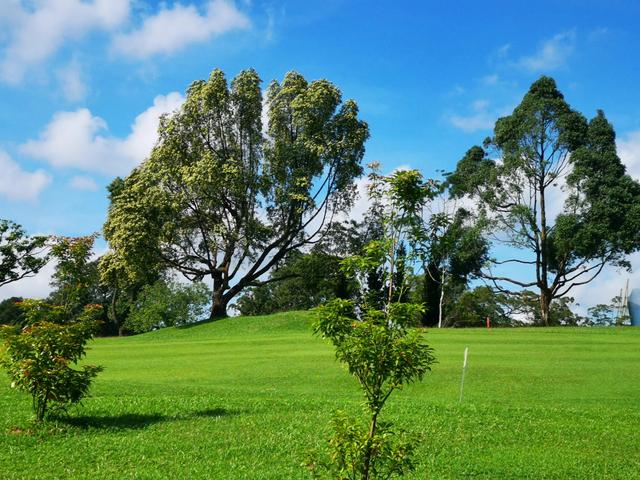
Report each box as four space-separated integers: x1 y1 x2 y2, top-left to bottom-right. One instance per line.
0 300 103 422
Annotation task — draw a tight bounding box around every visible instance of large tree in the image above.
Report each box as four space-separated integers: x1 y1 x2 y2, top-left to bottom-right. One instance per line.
104 69 369 318
0 219 48 288
448 77 640 325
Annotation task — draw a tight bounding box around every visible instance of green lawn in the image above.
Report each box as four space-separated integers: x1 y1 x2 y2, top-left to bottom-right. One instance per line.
1 311 639 479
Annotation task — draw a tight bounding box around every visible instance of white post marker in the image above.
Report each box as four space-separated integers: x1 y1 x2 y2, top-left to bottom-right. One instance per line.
459 346 469 403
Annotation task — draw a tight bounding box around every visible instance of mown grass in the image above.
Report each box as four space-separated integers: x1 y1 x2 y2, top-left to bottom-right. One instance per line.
1 311 639 479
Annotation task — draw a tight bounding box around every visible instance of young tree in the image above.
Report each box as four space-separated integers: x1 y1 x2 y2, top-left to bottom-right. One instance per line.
0 301 103 422
104 69 369 319
308 167 436 479
311 301 435 479
0 220 48 288
447 77 640 325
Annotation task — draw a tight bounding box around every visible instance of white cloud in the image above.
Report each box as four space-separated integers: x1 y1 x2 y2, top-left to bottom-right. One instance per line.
0 257 56 301
57 60 87 102
518 30 576 72
112 0 250 59
618 130 640 180
0 150 51 202
448 99 495 133
69 175 98 191
21 92 184 176
570 253 640 315
0 0 130 84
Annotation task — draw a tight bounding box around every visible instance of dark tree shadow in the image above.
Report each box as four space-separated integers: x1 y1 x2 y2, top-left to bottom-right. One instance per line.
48 407 237 431
177 317 221 329
191 407 233 418
51 413 167 430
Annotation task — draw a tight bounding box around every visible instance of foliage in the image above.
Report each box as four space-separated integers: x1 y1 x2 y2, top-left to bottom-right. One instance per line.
103 68 369 319
307 411 417 480
446 286 518 327
512 291 583 326
0 297 25 326
48 235 99 316
447 76 640 325
0 300 103 422
585 296 629 326
0 219 48 288
234 249 356 316
125 280 210 333
99 250 163 336
421 206 488 327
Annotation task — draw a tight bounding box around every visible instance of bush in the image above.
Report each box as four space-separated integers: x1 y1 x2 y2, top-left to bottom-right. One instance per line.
0 300 103 422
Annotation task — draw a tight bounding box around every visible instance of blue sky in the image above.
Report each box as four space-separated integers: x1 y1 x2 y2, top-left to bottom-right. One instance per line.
1 0 639 308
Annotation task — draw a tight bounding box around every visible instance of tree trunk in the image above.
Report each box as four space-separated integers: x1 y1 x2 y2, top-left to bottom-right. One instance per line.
210 289 228 319
539 289 552 326
438 269 446 328
110 287 124 336
210 274 229 320
362 409 380 480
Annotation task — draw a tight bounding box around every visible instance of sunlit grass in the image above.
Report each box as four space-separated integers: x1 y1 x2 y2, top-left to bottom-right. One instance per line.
1 311 639 479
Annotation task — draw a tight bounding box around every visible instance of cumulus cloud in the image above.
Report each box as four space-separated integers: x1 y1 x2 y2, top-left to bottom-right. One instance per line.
518 30 576 72
21 92 184 176
0 150 51 202
0 0 130 84
112 0 250 59
618 130 640 180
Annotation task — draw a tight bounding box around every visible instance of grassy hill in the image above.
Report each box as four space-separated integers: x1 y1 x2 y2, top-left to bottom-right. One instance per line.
1 311 639 479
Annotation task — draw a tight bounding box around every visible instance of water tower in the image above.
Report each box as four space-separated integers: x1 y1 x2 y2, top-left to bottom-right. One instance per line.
629 288 640 326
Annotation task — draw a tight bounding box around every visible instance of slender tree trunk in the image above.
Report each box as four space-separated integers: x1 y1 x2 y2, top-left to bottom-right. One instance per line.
362 409 380 480
438 269 446 328
110 287 123 336
538 158 551 327
539 289 552 326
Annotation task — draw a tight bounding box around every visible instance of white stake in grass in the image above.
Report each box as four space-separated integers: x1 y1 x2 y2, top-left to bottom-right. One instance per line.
459 347 469 403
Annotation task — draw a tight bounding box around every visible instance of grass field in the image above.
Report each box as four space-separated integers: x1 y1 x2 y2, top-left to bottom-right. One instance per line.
1 311 639 479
